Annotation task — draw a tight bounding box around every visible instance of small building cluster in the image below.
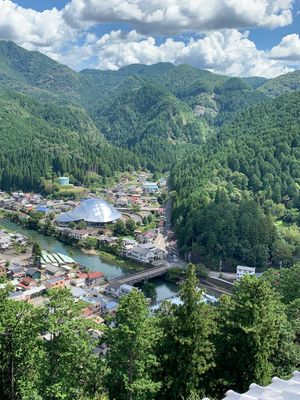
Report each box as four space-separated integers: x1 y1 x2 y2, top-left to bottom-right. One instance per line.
101 171 166 211
0 230 28 253
0 245 124 322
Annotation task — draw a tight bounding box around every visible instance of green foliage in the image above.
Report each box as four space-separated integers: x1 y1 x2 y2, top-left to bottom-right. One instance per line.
32 241 42 267
141 281 157 303
158 264 216 399
170 92 300 269
125 219 136 234
0 293 43 400
41 289 103 400
259 70 300 97
113 220 127 236
213 276 298 395
0 90 138 190
105 289 160 400
0 288 105 400
263 264 300 304
164 266 186 283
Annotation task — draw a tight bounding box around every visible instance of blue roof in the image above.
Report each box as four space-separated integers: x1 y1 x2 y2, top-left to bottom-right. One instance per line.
71 287 87 298
143 182 158 188
36 205 50 213
106 301 118 310
56 197 121 224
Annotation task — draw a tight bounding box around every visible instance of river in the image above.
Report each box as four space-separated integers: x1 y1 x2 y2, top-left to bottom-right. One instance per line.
0 218 179 300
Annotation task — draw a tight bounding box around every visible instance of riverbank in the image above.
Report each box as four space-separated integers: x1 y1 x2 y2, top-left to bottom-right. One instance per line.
0 218 181 301
97 250 145 271
2 209 146 271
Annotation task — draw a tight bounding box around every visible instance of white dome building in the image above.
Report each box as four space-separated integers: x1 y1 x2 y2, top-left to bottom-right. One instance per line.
56 198 121 226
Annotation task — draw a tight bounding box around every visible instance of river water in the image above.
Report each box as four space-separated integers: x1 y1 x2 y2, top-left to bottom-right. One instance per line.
0 218 179 300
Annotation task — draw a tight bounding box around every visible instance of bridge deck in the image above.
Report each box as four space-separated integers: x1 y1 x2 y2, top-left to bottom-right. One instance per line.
109 264 172 286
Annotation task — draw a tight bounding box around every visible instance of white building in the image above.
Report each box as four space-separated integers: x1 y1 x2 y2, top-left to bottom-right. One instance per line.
127 246 155 263
236 265 256 280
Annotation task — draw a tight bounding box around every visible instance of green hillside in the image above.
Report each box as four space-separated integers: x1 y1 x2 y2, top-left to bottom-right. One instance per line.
0 41 80 94
0 90 137 190
171 91 300 269
259 70 300 97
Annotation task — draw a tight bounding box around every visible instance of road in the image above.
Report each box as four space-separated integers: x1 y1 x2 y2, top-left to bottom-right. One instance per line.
154 232 167 250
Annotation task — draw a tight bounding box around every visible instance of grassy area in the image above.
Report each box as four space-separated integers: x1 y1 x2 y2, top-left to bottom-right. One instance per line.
58 185 86 194
98 250 144 271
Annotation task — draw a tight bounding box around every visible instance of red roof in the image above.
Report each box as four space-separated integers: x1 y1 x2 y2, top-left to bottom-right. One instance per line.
77 271 104 280
77 272 88 279
20 277 35 286
82 307 93 317
88 272 104 279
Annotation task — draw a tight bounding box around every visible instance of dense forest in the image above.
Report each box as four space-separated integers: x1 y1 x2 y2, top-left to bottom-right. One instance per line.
0 90 139 190
2 41 300 269
1 265 299 400
170 92 300 269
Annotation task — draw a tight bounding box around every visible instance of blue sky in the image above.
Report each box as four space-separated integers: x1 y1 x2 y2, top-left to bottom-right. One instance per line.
1 0 300 77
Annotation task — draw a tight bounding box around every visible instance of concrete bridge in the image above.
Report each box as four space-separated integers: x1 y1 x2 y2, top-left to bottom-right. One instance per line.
108 263 173 286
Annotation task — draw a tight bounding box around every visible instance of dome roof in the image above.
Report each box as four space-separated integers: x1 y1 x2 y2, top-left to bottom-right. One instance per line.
56 198 121 224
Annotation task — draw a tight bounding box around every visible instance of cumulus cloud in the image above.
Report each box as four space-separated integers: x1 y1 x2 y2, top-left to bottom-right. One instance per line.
270 34 300 61
59 29 292 78
0 0 75 50
0 0 297 78
63 0 294 33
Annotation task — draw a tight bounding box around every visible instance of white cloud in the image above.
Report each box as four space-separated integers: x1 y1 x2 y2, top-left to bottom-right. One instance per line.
270 34 300 61
0 0 74 50
63 0 294 34
60 29 292 78
0 0 297 78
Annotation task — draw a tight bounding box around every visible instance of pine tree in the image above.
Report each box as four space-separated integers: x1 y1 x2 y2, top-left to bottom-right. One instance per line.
0 289 43 400
41 289 103 400
158 264 216 399
32 242 42 267
213 275 298 395
105 289 160 400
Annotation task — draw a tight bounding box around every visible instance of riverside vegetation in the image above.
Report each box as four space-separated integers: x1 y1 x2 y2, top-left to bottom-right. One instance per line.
1 265 300 400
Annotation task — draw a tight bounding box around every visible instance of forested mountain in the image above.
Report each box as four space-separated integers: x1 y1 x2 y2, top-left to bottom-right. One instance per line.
259 70 300 97
0 40 270 177
0 90 138 190
170 91 300 269
2 40 300 271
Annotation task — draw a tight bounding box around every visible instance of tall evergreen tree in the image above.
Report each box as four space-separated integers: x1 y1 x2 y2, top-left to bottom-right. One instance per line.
213 275 298 396
158 264 216 399
32 241 42 267
0 289 43 400
105 289 160 400
41 289 103 400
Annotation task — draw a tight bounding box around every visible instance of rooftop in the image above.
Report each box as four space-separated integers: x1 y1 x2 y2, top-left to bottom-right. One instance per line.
56 197 121 224
217 371 300 400
236 265 256 271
